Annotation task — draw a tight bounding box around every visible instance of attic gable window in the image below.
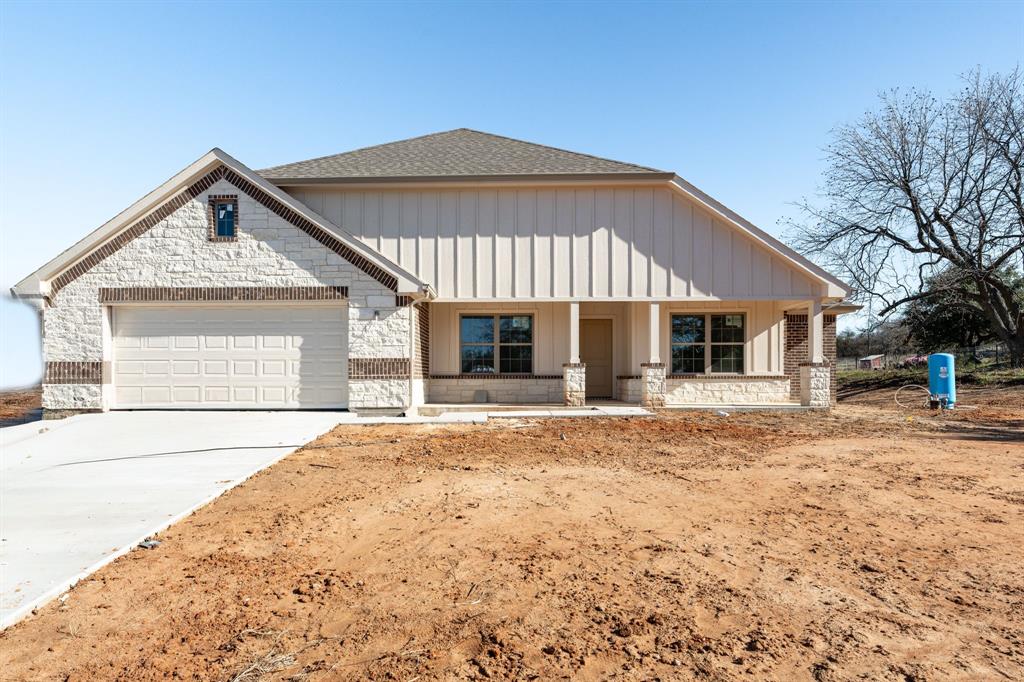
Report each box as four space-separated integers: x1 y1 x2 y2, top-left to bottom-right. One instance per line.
207 195 239 241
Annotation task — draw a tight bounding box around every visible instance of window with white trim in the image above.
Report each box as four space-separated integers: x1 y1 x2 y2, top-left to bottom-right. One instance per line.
670 313 745 374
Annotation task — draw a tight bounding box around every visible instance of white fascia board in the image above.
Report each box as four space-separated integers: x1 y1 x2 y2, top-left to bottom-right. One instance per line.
667 176 851 299
11 150 224 298
212 149 429 295
11 149 430 299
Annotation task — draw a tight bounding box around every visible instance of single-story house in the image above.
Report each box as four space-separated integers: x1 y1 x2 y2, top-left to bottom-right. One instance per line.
859 354 885 370
12 129 856 416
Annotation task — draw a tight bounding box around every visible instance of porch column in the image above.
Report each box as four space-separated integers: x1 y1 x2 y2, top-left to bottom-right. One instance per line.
563 301 586 406
800 300 830 408
641 302 666 408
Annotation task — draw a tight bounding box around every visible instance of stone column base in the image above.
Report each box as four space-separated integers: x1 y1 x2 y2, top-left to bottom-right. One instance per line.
563 363 586 406
640 362 666 408
800 362 831 408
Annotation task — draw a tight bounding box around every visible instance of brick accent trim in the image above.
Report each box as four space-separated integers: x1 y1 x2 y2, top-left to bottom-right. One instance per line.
349 358 410 379
220 167 399 291
668 374 790 380
784 313 837 403
51 164 401 295
617 375 641 380
98 286 347 303
562 362 586 368
640 362 666 369
429 374 563 380
413 303 430 379
207 195 239 241
784 314 807 400
44 361 103 384
51 166 224 294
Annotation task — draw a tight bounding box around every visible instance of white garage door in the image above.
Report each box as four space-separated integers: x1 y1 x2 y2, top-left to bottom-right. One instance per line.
113 306 347 409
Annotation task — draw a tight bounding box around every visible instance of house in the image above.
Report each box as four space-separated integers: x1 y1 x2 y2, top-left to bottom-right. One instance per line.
12 129 856 416
859 354 885 370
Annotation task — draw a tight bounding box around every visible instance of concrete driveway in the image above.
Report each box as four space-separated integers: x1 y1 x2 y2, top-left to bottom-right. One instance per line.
0 411 344 629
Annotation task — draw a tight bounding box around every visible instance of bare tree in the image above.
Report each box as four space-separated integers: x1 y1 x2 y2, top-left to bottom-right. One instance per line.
790 69 1024 365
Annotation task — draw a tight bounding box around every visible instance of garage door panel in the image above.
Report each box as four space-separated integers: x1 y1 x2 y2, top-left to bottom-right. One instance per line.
142 386 172 403
261 386 287 403
232 359 257 376
173 386 202 402
116 361 144 375
171 360 200 376
116 386 143 403
232 386 258 403
204 386 230 402
204 360 229 375
261 360 286 376
114 305 347 409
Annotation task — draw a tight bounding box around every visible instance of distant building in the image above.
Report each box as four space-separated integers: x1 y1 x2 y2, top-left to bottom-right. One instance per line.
858 354 885 370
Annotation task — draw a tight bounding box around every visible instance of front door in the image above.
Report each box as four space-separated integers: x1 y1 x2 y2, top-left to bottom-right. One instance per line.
580 319 613 399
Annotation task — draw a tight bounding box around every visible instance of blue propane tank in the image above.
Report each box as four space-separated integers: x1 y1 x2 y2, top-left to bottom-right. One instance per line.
928 353 956 408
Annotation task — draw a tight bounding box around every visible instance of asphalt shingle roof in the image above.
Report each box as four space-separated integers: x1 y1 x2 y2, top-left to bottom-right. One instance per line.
258 128 669 181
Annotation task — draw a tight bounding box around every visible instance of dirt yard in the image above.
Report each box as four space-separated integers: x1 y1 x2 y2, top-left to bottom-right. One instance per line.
0 387 40 427
1 390 1022 681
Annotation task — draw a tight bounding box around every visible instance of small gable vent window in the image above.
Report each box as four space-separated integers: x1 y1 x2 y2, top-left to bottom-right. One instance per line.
207 195 239 241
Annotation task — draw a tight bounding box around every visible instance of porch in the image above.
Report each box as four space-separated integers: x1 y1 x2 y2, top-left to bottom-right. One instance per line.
423 300 836 409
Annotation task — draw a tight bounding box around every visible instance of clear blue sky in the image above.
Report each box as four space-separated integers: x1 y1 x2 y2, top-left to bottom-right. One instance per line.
1 1 1020 388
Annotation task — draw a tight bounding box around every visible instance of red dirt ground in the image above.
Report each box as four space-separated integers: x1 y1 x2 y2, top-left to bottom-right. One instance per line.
0 387 40 426
1 387 1022 680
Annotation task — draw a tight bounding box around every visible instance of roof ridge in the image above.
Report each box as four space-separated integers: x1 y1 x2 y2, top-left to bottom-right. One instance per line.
257 128 667 177
257 128 467 175
456 128 665 173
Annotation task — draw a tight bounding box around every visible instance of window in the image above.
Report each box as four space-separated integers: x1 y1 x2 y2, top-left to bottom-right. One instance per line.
670 314 705 373
670 313 744 374
216 202 235 237
208 195 238 240
460 314 533 374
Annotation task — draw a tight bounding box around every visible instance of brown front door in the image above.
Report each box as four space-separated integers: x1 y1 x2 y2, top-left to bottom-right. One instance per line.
580 319 613 398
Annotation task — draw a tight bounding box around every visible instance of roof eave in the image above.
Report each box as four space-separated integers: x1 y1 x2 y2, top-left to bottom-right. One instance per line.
667 176 853 299
11 149 431 300
261 171 676 187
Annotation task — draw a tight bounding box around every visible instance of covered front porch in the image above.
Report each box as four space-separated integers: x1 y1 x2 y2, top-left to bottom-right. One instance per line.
423 300 836 409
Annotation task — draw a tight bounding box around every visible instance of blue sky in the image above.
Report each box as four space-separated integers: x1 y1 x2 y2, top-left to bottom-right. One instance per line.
1 1 1020 388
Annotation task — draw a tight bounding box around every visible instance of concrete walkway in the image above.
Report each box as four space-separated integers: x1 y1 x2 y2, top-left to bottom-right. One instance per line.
0 411 345 629
0 405 651 629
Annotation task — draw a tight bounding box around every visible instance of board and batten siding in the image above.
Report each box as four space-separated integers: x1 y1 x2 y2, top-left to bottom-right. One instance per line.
429 300 785 376
287 186 822 301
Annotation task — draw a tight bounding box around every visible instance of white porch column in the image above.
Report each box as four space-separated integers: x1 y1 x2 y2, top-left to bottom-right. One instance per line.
641 302 666 408
569 301 581 364
807 300 824 364
563 301 585 406
648 302 660 363
800 299 831 408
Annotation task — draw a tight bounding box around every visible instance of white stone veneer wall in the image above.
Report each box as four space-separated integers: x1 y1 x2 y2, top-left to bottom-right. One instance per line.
42 177 410 411
664 377 791 405
799 365 831 408
42 384 103 410
349 379 409 411
563 365 586 406
428 377 563 404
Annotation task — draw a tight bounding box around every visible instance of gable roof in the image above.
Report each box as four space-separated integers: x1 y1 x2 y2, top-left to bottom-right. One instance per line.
11 149 431 300
667 176 851 298
258 128 673 183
